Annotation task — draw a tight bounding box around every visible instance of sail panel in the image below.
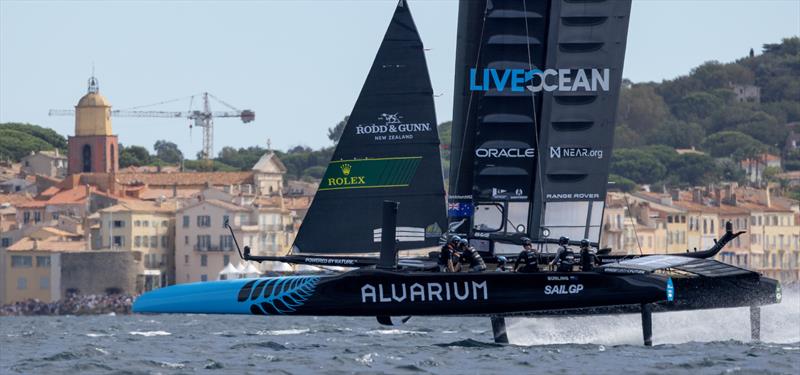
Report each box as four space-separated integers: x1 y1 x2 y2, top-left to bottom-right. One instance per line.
293 0 447 254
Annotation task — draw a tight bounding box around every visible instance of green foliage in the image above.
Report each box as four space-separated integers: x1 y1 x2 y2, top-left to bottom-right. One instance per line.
0 123 65 161
119 144 151 167
610 38 798 187
701 131 768 161
0 128 54 161
645 120 705 148
153 140 183 164
182 159 238 172
666 154 721 186
217 146 267 170
608 174 637 192
328 116 349 144
0 123 67 149
610 149 667 184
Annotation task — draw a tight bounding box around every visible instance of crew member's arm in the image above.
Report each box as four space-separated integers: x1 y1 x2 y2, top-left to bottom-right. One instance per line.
549 247 563 266
513 252 525 271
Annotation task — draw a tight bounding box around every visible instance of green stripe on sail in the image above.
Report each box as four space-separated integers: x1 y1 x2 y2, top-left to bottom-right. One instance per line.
319 157 422 191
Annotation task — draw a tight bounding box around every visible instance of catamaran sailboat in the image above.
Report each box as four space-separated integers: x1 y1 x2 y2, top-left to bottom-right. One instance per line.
133 0 781 345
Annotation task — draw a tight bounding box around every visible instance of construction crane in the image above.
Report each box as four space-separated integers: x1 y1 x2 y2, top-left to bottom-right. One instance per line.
49 92 255 161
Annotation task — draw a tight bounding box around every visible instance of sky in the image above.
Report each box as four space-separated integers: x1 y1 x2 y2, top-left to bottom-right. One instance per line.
1 0 798 158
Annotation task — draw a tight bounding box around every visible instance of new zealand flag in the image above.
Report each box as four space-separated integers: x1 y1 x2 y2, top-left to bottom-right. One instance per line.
448 201 474 218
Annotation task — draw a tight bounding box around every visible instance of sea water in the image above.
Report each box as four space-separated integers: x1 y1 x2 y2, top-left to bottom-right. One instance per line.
1 291 798 374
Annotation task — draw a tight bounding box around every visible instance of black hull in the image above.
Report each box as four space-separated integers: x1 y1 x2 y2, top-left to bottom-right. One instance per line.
132 269 780 318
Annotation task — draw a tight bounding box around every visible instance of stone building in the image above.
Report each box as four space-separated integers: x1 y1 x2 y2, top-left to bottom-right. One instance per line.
21 150 67 178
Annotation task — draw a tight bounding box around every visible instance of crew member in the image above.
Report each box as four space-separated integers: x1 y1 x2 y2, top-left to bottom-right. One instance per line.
579 239 598 272
550 236 576 272
495 256 509 272
513 237 540 273
439 236 461 272
458 238 486 272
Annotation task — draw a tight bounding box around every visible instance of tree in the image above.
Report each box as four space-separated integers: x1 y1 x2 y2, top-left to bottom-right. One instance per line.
328 116 349 144
119 145 151 167
153 140 183 164
646 120 705 149
668 154 720 186
616 84 671 135
610 149 667 184
701 131 768 161
670 92 724 124
608 174 637 192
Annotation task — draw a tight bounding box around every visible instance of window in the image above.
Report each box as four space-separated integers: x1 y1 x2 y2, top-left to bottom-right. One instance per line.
113 236 124 246
223 215 230 228
17 277 27 290
1 237 10 247
36 256 50 268
143 236 149 247
52 212 59 220
197 235 211 250
34 211 41 223
113 220 125 228
143 221 149 227
667 216 673 223
135 220 141 227
161 254 167 266
220 235 233 251
184 255 189 264
703 219 707 234
710 220 715 234
223 255 230 266
201 274 208 282
135 236 142 247
23 211 30 224
183 215 190 228
82 144 91 172
161 236 168 248
11 255 32 268
150 236 157 248
680 216 686 223
40 276 50 290
184 235 189 245
162 220 168 227
201 254 208 267
197 215 211 227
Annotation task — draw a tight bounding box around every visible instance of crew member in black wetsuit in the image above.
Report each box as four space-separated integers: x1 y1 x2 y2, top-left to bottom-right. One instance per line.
579 239 599 272
439 236 461 272
458 238 486 272
550 236 576 272
513 237 540 273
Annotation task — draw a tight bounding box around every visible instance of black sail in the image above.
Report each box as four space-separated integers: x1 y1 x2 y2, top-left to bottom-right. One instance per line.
449 0 632 254
293 0 447 254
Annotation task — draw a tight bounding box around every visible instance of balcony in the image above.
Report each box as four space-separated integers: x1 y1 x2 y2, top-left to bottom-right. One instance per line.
194 245 233 252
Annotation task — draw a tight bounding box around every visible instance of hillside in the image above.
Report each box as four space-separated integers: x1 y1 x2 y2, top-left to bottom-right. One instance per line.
0 123 66 161
611 37 800 188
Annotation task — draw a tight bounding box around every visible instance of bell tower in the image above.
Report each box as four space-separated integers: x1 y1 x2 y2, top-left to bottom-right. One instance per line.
67 76 119 175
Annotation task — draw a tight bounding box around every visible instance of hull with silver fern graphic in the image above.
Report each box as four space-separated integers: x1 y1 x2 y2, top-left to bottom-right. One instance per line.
132 269 779 316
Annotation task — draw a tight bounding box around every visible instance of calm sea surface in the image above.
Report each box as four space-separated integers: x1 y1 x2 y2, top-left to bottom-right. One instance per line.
2 292 799 375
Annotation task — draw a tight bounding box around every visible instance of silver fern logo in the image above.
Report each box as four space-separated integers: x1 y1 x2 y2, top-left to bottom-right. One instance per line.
237 276 320 315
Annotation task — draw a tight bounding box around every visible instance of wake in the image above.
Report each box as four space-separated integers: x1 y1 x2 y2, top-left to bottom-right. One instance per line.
506 289 800 346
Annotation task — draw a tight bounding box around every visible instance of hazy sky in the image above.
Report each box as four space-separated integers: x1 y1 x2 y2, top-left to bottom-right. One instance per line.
1 0 798 157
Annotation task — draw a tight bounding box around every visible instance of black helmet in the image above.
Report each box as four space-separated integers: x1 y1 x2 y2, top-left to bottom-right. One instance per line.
580 239 590 247
458 238 469 247
449 235 462 244
558 236 569 245
521 237 532 245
